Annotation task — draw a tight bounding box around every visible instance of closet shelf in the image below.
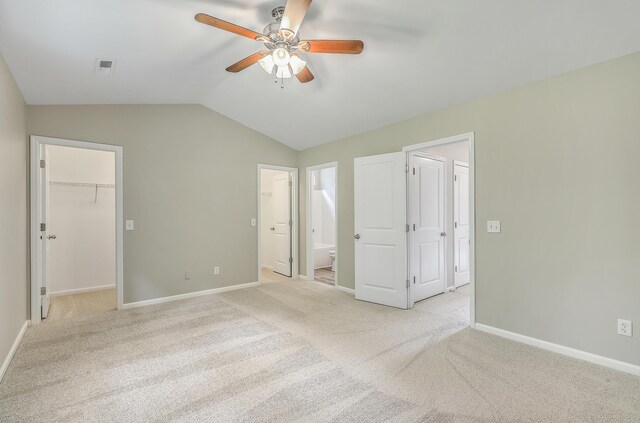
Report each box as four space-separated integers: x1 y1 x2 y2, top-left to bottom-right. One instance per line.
49 181 115 189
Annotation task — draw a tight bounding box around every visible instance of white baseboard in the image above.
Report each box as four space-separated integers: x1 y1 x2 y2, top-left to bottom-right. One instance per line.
297 274 309 280
335 285 355 295
121 282 261 310
475 323 640 377
50 284 115 297
1 320 29 383
261 265 273 271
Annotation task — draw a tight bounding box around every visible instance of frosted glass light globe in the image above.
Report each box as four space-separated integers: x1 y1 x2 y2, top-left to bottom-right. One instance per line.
272 48 291 67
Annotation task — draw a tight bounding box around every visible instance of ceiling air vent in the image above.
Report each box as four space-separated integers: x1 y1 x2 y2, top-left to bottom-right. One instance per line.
94 59 116 75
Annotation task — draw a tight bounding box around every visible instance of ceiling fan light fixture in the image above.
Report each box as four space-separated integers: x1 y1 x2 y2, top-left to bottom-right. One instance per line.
258 55 275 74
272 47 291 67
289 55 306 75
276 65 292 79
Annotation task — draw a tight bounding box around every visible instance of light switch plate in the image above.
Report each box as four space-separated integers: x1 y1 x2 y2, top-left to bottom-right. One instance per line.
125 220 135 231
250 218 256 227
487 220 501 233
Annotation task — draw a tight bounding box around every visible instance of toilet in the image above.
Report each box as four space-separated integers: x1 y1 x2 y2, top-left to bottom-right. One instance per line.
328 250 336 271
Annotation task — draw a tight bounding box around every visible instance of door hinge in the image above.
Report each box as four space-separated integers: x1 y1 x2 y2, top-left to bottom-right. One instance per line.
289 220 292 227
40 160 46 168
454 175 457 182
40 223 46 231
405 164 409 173
455 266 458 273
413 276 416 284
40 287 47 295
406 280 410 288
406 224 409 232
289 180 292 187
289 257 293 264
455 221 458 229
412 167 416 175
413 223 416 231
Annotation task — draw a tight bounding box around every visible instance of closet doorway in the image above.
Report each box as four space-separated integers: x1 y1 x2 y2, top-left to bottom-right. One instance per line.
306 163 338 287
30 136 123 324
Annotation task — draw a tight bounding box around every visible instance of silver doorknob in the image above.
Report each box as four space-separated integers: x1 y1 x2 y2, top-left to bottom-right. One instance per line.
354 234 360 240
270 227 275 231
47 234 57 240
440 232 446 237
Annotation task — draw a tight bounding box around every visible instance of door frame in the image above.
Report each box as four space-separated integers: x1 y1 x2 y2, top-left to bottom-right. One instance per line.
403 132 476 328
29 135 124 324
408 152 448 301
453 160 470 287
257 164 299 281
305 162 338 287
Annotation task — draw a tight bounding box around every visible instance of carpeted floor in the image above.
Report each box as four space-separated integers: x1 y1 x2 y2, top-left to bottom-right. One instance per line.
1 280 639 422
46 289 116 321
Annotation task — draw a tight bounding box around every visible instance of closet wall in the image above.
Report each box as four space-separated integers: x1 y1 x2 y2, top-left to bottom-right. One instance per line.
46 145 116 295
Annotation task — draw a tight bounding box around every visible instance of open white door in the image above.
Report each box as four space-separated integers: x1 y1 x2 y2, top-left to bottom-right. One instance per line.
454 162 470 286
354 152 408 309
411 155 446 302
272 172 292 277
38 145 51 318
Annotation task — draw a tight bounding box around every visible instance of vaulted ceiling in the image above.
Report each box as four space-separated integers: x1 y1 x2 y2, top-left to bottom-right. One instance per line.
1 0 640 150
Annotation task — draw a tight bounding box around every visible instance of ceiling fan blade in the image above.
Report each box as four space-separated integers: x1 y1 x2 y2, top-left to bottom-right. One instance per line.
296 66 314 83
195 13 262 41
226 51 268 73
280 0 312 37
302 40 364 54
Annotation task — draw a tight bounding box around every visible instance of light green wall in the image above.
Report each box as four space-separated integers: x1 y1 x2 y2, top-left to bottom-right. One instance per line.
298 52 640 366
27 105 298 304
0 52 28 367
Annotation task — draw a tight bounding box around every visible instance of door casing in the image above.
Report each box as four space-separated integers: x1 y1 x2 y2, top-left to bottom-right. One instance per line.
30 135 124 324
403 133 476 327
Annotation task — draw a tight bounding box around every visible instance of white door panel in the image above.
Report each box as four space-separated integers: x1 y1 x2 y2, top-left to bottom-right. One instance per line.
411 155 445 302
454 163 470 286
272 172 292 277
40 145 50 318
354 152 407 309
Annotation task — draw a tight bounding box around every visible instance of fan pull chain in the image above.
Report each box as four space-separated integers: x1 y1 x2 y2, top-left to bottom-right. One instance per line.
281 77 284 89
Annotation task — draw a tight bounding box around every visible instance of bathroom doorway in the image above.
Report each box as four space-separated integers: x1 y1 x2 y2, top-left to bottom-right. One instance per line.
306 163 338 287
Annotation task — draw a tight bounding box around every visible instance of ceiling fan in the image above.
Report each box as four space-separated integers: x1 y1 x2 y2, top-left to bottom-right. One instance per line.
195 0 364 85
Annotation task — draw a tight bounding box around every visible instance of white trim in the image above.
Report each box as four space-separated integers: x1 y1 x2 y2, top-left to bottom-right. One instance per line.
335 285 355 295
0 320 29 383
475 323 640 377
257 164 299 281
297 274 309 280
403 132 475 328
30 135 124 324
50 285 116 297
121 282 261 310
305 162 339 288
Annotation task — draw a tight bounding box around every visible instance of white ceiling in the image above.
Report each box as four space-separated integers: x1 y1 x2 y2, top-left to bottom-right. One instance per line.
1 1 640 150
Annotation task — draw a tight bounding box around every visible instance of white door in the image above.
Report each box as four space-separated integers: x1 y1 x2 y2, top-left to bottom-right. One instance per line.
39 145 51 318
272 172 292 277
354 152 408 309
411 155 446 302
454 162 470 286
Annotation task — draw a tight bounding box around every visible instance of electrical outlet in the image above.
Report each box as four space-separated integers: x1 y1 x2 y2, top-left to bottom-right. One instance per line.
213 266 220 276
487 220 501 233
618 319 632 337
185 272 192 280
250 218 257 227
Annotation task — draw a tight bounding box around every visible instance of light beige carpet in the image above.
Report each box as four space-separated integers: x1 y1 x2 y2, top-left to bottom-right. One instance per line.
1 281 638 422
46 289 116 321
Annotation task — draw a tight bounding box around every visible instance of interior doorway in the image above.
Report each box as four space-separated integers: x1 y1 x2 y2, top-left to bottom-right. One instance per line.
353 133 475 327
30 136 124 324
408 140 471 304
306 163 338 287
258 164 298 283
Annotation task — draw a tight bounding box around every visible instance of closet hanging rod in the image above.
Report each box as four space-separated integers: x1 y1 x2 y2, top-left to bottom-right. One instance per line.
49 181 115 189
